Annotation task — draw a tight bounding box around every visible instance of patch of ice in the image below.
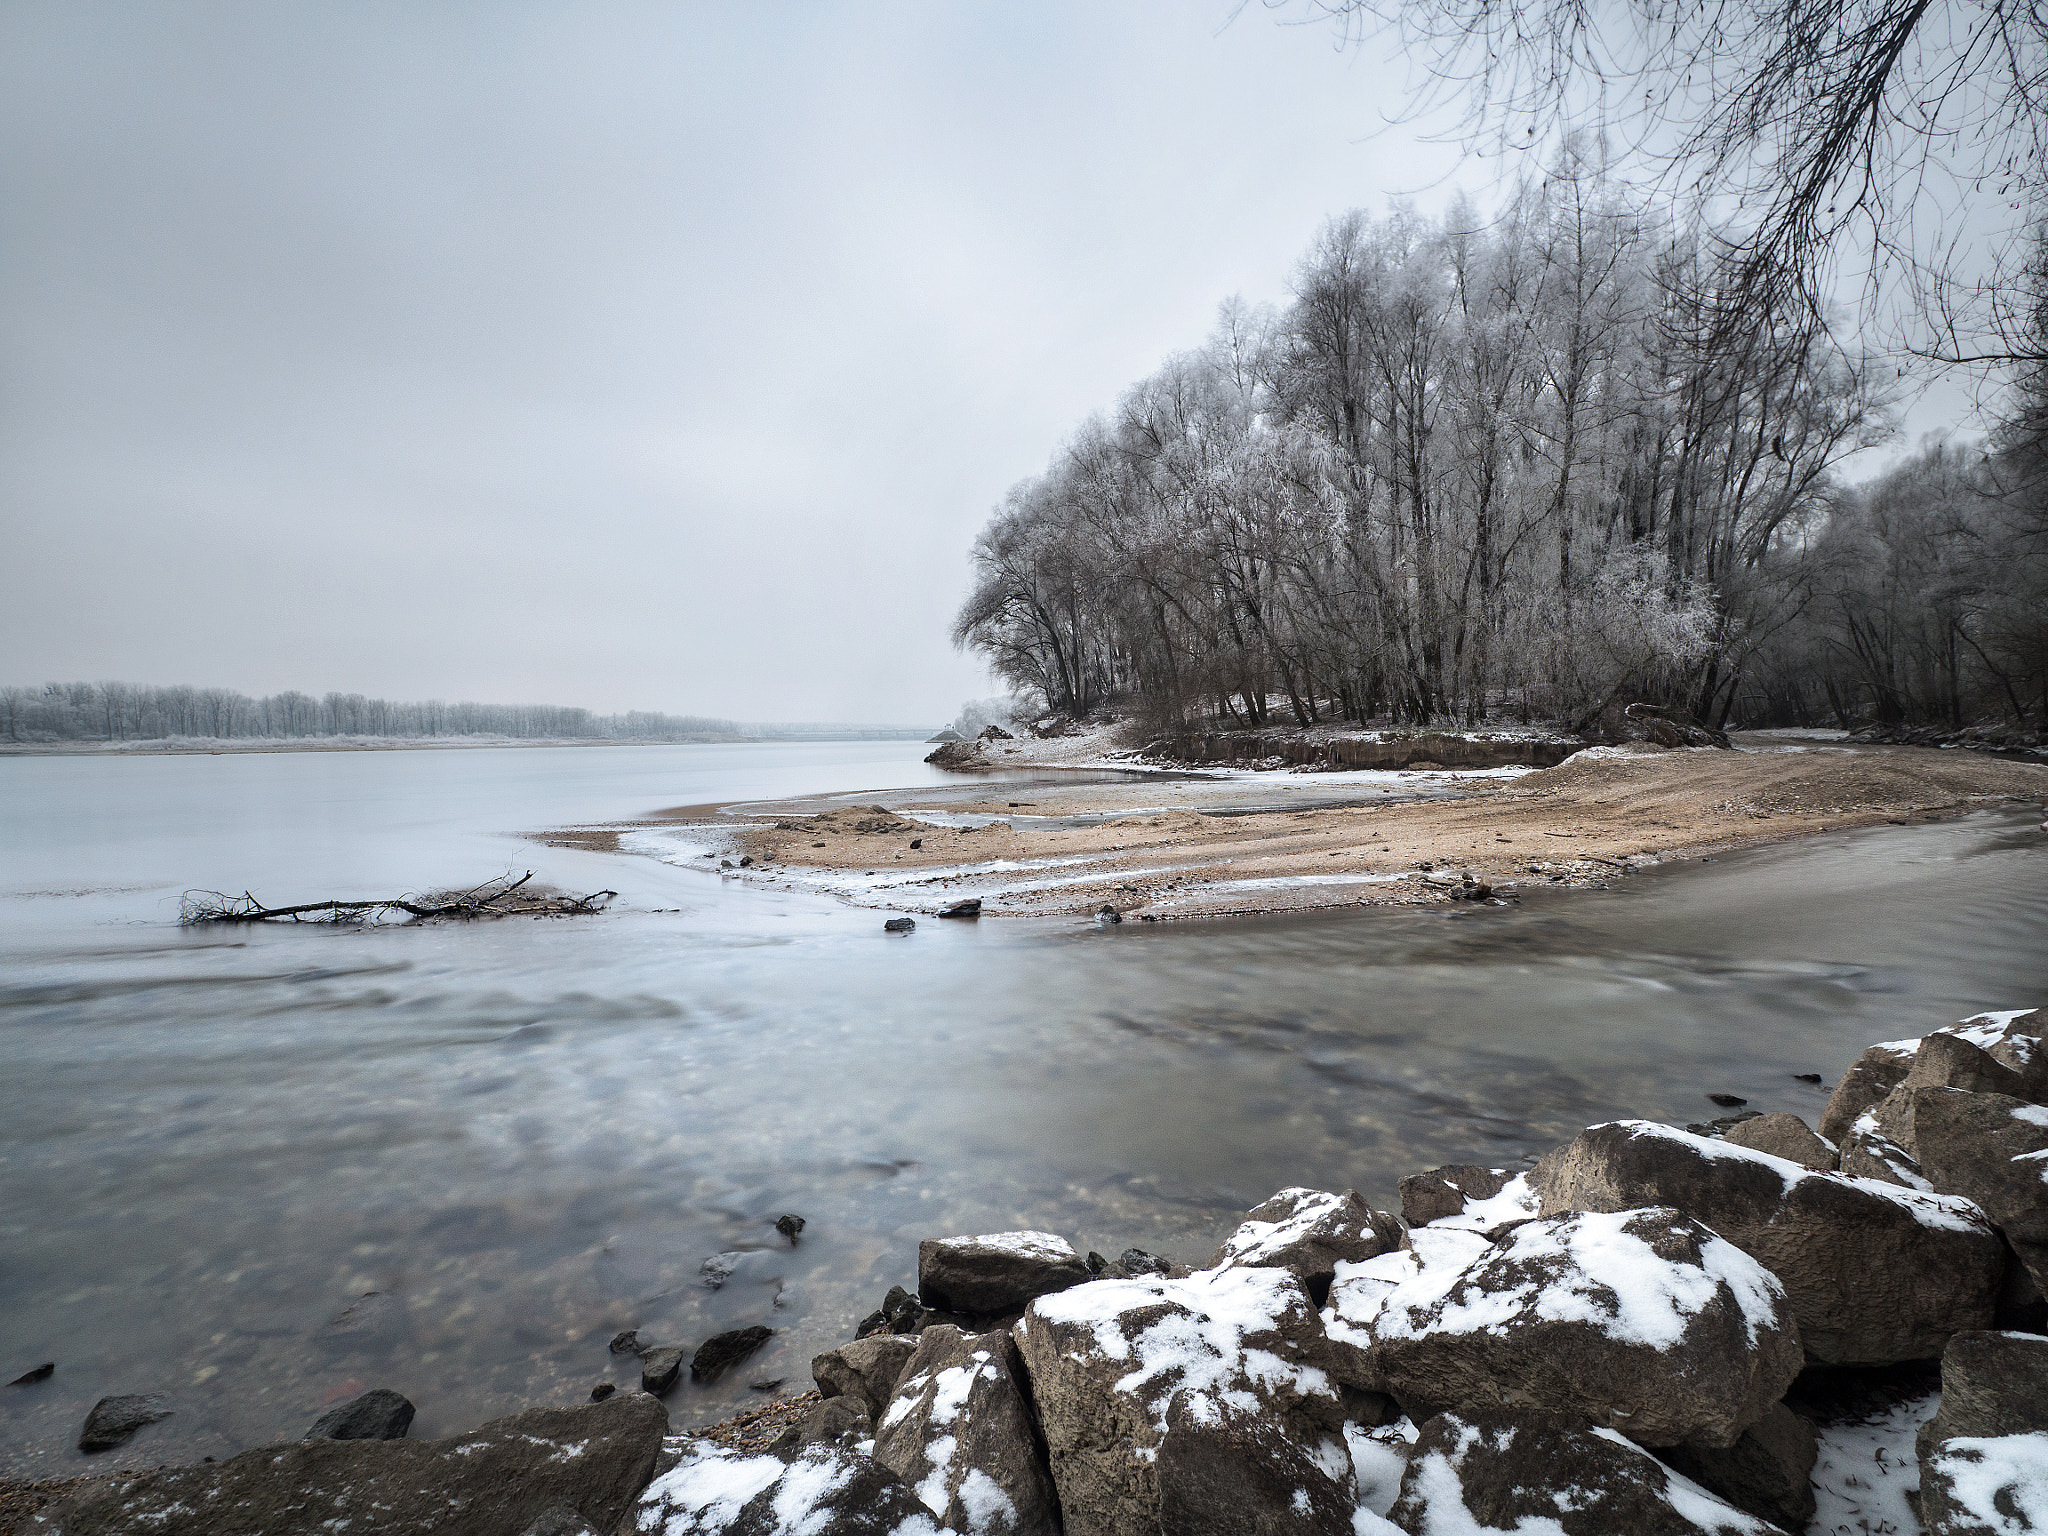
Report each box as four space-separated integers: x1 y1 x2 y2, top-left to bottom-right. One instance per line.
1344 1418 1417 1516
1186 873 1411 893
1809 1390 1939 1536
1928 1433 2048 1532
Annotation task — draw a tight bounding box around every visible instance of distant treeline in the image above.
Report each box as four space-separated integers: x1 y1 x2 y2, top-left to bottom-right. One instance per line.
0 682 740 744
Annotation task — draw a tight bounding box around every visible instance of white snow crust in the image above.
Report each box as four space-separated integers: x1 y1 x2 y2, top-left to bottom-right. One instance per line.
1928 1432 2048 1533
938 1231 1077 1263
1808 1390 1939 1536
1426 1172 1541 1234
636 1443 943 1536
1214 1187 1361 1269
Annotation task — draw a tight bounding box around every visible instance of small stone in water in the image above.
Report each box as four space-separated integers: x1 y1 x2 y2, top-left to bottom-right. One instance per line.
589 1382 616 1402
884 917 915 932
8 1363 54 1386
692 1326 773 1381
78 1393 172 1452
608 1330 642 1355
749 1378 785 1392
1708 1093 1749 1108
1792 1072 1824 1084
775 1213 806 1241
640 1347 685 1396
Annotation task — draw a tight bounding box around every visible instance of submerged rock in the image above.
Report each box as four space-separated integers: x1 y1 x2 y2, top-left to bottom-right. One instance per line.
694 1326 774 1381
77 1393 172 1453
56 1393 666 1536
306 1387 415 1442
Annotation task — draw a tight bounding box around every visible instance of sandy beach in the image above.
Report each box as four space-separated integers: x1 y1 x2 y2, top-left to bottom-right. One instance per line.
542 732 2048 920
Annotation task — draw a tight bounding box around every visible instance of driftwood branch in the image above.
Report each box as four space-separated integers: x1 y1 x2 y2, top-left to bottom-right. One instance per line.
180 871 616 926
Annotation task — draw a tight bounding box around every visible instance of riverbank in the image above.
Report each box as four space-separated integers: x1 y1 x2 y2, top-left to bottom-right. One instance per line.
559 735 2048 920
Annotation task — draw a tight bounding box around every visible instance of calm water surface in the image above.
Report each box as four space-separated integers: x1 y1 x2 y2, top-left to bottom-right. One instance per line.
1 741 2044 1475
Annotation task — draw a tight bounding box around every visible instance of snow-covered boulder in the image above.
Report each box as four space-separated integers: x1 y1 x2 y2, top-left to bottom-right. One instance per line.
1012 1267 1353 1536
814 1335 922 1423
1877 1089 2048 1292
1720 1113 1837 1171
1397 1165 1515 1228
1820 1037 1922 1145
871 1325 1059 1536
1917 1330 2048 1457
1322 1207 1800 1449
1906 1032 2040 1102
1536 1119 2004 1362
1208 1186 1401 1297
1384 1408 1778 1536
631 1442 940 1536
1919 1433 2048 1536
917 1232 1090 1316
1942 1009 2048 1100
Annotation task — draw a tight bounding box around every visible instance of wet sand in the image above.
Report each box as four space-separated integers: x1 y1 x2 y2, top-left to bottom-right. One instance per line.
549 737 2048 919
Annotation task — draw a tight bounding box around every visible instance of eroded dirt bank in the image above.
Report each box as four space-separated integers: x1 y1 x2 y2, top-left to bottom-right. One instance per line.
545 737 2048 920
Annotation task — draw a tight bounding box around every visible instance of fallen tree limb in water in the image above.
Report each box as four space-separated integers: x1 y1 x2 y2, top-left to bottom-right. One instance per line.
179 871 616 925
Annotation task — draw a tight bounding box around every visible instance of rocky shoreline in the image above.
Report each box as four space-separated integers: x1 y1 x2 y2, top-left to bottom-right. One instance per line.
32 1006 2047 1535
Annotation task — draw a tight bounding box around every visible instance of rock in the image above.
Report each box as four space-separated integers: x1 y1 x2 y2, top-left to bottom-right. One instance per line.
776 1213 807 1241
917 1231 1090 1314
1398 1165 1514 1227
872 1325 1059 1535
1881 1087 2048 1291
1708 1093 1749 1108
306 1387 415 1441
926 741 986 769
1209 1187 1402 1303
1323 1207 1801 1448
518 1505 600 1536
325 1289 408 1343
1385 1407 1777 1536
739 856 754 867
610 1329 643 1354
1917 1330 2048 1454
937 899 982 918
77 1393 173 1453
1535 1119 2005 1363
909 839 921 849
1658 1402 1818 1532
1819 1037 1921 1145
642 1346 686 1395
634 1442 940 1535
1905 1032 2034 1099
798 1397 875 1453
1116 1248 1172 1277
1793 1073 1824 1085
695 1326 774 1381
590 1382 616 1402
1940 1008 2048 1100
1720 1112 1837 1171
1093 905 1121 924
1919 1432 2048 1536
814 1334 921 1422
1013 1265 1352 1536
1838 1107 1930 1189
857 1284 928 1337
883 918 915 933
9 1362 53 1386
54 1393 666 1536
978 725 1013 740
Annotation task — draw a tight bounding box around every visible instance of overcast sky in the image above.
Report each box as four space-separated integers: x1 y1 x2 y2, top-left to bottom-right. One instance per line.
0 2 1979 724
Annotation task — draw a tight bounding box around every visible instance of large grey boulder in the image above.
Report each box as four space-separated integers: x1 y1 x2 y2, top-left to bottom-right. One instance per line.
1658 1402 1818 1532
1919 1432 2048 1536
917 1232 1090 1315
1720 1113 1836 1171
1881 1087 2048 1292
1535 1119 2004 1362
1905 1032 2035 1100
1838 1103 1932 1189
1322 1206 1801 1449
1916 1329 2048 1458
871 1325 1058 1535
632 1441 942 1535
1012 1267 1352 1536
1385 1408 1777 1536
1819 1037 1921 1145
1209 1186 1401 1298
814 1334 921 1422
52 1393 666 1536
1942 1008 2048 1099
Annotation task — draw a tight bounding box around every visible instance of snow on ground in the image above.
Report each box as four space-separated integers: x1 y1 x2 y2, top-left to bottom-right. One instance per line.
1809 1391 1940 1536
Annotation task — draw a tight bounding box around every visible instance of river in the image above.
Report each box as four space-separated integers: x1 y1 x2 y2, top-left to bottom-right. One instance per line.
1 740 2044 1476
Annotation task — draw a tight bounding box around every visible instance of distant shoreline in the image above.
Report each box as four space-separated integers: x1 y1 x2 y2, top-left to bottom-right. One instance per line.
0 732 934 758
